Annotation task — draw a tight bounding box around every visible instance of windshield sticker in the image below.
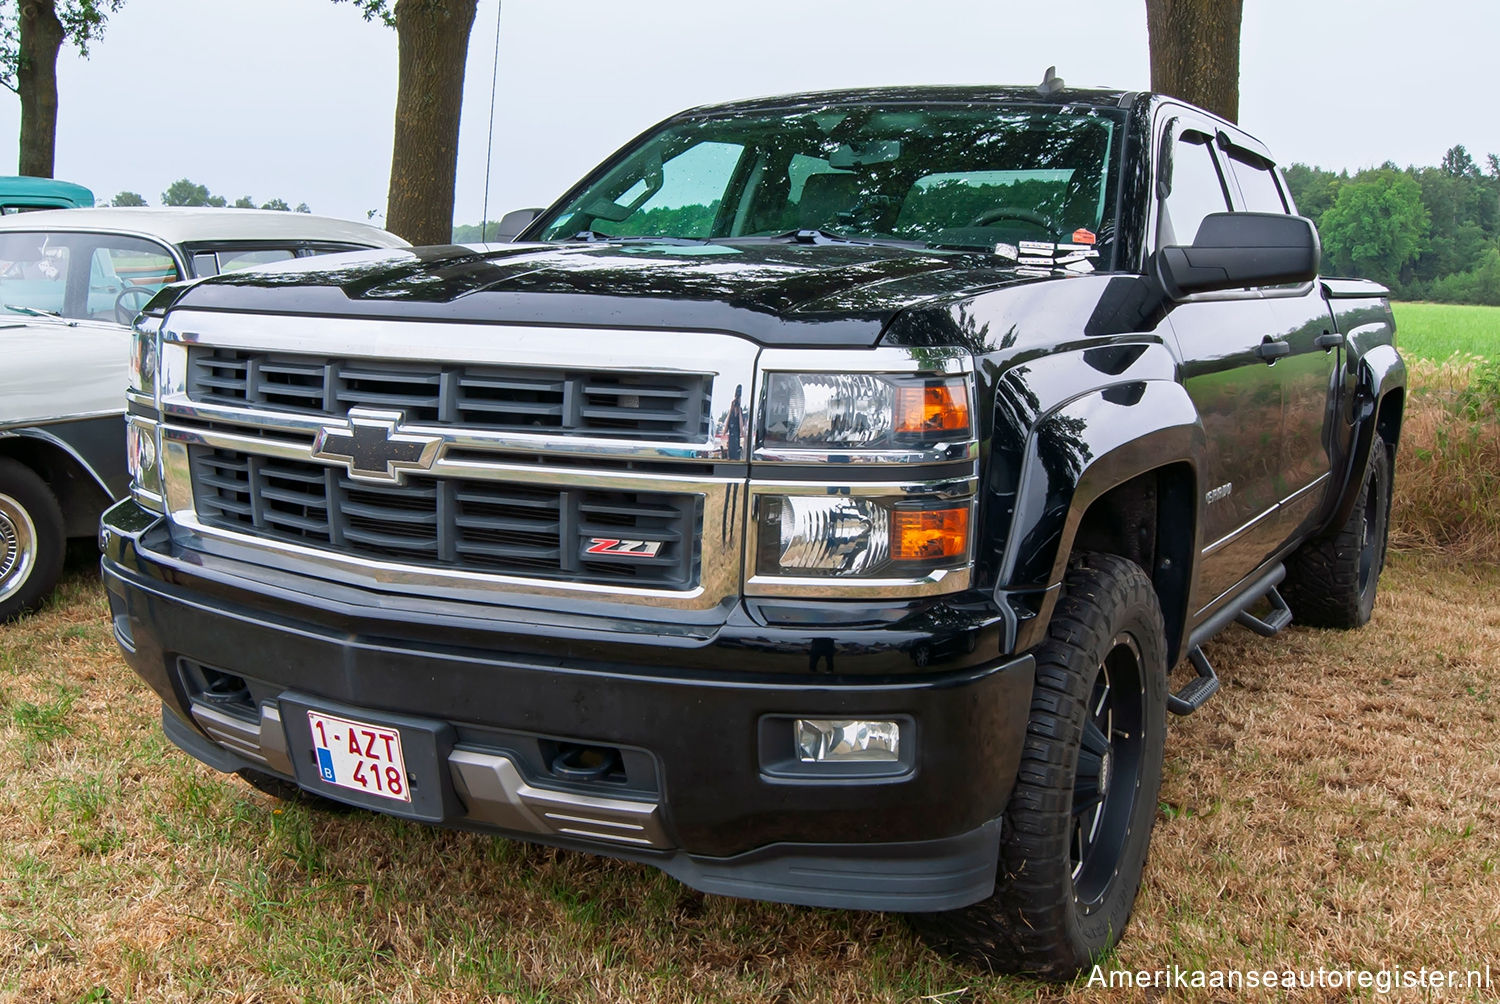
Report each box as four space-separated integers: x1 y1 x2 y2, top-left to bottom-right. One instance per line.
1071 228 1097 245
996 241 1098 273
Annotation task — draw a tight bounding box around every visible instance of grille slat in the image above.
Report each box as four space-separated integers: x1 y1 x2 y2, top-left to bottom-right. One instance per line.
189 446 698 588
189 348 709 441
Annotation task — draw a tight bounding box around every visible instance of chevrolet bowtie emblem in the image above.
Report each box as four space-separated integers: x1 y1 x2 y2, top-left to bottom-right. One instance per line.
311 408 442 484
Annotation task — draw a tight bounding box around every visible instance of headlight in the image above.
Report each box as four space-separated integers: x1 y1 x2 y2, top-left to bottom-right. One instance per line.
126 417 164 509
760 373 970 451
757 495 970 578
128 314 161 401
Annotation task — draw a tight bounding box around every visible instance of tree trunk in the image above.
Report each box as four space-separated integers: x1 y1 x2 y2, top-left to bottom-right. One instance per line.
16 0 65 177
385 0 478 245
1144 0 1243 123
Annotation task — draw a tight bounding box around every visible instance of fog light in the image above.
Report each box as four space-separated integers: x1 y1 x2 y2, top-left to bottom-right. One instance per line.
796 719 901 762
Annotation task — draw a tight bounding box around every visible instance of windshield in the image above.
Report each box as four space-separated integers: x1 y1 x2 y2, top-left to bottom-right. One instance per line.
535 103 1124 260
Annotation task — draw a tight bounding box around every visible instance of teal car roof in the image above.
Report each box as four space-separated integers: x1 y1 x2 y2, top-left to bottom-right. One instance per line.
0 176 94 208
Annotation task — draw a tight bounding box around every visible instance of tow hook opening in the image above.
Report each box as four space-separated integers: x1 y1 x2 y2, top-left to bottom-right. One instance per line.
546 742 624 783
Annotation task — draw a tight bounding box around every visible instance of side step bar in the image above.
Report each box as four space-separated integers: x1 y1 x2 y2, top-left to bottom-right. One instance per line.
1235 585 1293 637
1169 565 1293 716
1168 647 1219 716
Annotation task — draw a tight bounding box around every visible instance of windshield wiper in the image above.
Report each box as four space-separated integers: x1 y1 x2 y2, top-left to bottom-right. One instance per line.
567 231 709 246
2 303 61 318
733 229 922 249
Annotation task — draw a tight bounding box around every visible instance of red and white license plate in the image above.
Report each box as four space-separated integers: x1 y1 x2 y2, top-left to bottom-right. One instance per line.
306 710 411 803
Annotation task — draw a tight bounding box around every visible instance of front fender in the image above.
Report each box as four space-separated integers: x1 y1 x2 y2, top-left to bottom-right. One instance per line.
999 378 1204 592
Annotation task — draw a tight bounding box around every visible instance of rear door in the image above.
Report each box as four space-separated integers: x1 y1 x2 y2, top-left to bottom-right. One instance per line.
1220 147 1341 538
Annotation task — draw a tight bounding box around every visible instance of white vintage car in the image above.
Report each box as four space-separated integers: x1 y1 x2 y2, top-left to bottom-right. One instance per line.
0 207 408 620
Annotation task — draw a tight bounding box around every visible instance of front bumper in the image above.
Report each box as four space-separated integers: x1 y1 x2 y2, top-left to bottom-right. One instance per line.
102 500 1035 912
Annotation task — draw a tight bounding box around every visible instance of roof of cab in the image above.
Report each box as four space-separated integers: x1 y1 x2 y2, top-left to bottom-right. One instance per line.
0 206 408 248
676 84 1139 117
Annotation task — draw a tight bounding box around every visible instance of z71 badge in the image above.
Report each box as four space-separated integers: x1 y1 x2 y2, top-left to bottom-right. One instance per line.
585 538 664 558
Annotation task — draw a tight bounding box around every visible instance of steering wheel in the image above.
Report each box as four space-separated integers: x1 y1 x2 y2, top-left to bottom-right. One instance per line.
967 207 1056 232
115 286 154 325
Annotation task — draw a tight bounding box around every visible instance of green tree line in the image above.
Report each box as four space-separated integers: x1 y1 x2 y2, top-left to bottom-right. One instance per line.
1285 144 1500 304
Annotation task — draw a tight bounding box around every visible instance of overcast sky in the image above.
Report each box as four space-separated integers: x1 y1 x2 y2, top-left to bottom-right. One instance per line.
0 0 1491 227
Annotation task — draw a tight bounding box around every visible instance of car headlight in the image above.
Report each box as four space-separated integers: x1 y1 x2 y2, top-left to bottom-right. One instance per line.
756 495 970 578
128 314 161 401
760 373 970 450
126 417 164 509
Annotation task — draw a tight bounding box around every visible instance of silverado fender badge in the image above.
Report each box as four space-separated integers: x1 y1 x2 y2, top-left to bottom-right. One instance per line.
311 408 443 484
585 538 664 558
1205 482 1233 504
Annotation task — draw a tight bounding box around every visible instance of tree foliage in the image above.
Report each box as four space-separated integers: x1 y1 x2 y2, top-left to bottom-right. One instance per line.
110 189 145 206
159 178 309 212
1318 171 1429 286
1285 145 1500 302
1 0 125 175
0 0 122 92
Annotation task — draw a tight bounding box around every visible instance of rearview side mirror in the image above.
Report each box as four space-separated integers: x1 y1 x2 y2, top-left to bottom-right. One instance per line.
1155 212 1320 300
496 208 543 241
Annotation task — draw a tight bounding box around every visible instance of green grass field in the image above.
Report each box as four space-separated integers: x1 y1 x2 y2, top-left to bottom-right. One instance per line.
1393 302 1500 361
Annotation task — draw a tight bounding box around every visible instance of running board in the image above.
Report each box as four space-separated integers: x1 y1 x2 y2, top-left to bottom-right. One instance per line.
1168 647 1219 715
1235 585 1292 637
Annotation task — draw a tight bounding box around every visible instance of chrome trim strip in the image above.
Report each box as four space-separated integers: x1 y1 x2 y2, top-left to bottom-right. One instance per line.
1203 507 1278 558
757 346 971 374
0 409 122 431
162 423 737 493
163 398 734 464
1202 473 1332 558
748 476 979 499
162 310 744 372
160 313 759 463
754 440 979 466
448 748 669 849
745 565 971 599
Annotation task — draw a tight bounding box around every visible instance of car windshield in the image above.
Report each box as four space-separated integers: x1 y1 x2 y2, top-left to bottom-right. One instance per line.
535 103 1124 260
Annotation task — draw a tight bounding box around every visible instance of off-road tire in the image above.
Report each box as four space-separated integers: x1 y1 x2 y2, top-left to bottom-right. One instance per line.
912 553 1168 979
1282 436 1391 629
0 458 66 623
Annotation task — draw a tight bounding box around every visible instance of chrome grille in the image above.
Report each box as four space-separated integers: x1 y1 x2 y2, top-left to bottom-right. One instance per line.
189 348 712 441
189 447 699 587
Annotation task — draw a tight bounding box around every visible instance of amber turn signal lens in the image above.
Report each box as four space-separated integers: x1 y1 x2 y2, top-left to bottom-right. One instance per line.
892 506 969 562
894 379 970 436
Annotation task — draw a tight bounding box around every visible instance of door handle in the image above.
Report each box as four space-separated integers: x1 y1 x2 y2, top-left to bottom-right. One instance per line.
1315 331 1345 350
1254 338 1291 362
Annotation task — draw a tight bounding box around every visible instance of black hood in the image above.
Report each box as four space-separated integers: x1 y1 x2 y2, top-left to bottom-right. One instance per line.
168 240 1045 348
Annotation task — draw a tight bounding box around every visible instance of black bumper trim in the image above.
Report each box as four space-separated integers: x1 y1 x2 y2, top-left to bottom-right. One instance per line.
162 700 1001 912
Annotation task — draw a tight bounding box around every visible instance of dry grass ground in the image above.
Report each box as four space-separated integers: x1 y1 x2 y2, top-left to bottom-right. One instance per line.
1390 357 1500 562
2 546 1498 1003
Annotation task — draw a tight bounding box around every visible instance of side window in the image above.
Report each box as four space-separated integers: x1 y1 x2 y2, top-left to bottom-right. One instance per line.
1227 152 1289 214
87 237 179 322
1160 133 1230 247
0 232 70 316
216 248 297 273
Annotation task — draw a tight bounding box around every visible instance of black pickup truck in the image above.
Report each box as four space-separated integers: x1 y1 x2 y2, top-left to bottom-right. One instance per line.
103 83 1403 977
